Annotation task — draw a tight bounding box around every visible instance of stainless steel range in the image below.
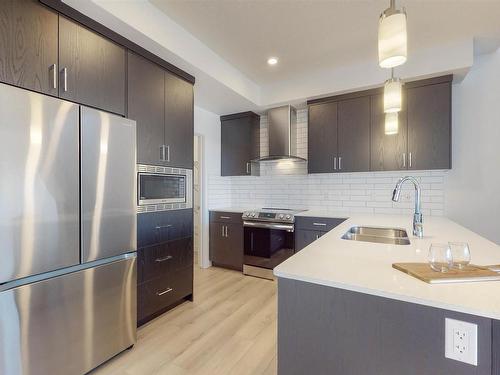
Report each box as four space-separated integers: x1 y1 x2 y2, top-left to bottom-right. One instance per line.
242 208 306 279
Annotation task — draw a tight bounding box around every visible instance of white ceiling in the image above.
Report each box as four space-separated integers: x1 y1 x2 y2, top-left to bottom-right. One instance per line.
65 0 500 114
151 0 500 86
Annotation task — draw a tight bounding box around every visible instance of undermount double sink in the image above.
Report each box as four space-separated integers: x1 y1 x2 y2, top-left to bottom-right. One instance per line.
342 226 411 245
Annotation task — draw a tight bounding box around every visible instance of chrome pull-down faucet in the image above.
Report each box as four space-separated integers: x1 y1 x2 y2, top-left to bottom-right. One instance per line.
392 176 423 238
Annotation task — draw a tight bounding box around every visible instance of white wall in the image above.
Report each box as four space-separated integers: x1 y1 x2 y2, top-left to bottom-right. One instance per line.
445 49 500 244
194 105 229 268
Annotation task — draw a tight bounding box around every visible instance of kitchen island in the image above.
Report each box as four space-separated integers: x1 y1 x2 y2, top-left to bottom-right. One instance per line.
274 214 500 375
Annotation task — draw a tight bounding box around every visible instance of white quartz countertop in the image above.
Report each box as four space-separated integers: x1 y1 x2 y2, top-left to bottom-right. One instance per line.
274 214 500 320
295 210 350 219
209 207 250 213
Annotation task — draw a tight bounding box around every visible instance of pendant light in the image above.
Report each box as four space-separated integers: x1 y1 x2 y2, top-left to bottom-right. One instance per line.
384 69 402 113
385 112 399 135
378 0 407 69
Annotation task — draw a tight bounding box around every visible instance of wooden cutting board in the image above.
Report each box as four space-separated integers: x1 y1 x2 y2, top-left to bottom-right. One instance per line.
392 263 500 284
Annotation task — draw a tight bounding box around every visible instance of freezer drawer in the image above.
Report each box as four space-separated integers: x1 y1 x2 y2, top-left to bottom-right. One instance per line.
81 106 137 262
0 83 80 283
0 255 137 375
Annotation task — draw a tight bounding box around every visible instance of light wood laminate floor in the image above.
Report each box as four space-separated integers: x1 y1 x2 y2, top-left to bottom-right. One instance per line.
92 266 277 375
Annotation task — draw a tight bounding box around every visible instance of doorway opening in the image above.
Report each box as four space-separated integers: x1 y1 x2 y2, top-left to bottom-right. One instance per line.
193 134 203 267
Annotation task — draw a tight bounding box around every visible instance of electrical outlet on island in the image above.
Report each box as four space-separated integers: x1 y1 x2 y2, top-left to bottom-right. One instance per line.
445 318 478 366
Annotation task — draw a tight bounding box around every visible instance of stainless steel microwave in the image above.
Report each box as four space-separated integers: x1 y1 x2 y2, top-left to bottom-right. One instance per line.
137 164 192 210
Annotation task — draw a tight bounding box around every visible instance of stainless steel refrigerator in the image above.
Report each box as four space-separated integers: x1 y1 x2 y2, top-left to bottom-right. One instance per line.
0 83 137 375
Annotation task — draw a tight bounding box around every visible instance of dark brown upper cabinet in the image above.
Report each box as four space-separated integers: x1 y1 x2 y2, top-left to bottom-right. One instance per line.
164 71 194 169
308 101 338 174
128 52 165 166
220 112 260 176
307 75 452 173
370 94 408 171
128 52 194 168
58 16 126 115
338 96 370 172
407 81 451 170
0 0 58 96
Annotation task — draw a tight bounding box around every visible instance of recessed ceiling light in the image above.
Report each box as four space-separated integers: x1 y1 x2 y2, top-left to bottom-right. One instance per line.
267 57 278 65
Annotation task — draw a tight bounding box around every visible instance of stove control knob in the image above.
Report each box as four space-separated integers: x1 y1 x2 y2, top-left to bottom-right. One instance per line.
251 213 256 217
286 215 291 220
243 213 249 217
278 214 284 219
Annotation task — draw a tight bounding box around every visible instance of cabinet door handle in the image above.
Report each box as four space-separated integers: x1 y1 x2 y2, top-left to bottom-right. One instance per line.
155 255 173 262
338 156 342 170
159 145 164 161
316 234 320 240
402 153 406 168
156 288 173 296
224 226 228 237
221 225 225 237
155 225 172 230
313 222 327 227
246 162 251 174
50 63 57 89
409 152 412 168
61 67 68 92
333 156 337 170
219 216 231 219
166 145 171 162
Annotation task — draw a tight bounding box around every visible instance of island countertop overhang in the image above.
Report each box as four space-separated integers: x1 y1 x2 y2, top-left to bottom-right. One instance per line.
274 214 500 320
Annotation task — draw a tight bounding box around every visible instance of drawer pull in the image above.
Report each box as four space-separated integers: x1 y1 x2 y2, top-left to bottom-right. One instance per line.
219 216 231 219
155 255 173 262
156 288 173 296
155 225 173 230
313 222 327 226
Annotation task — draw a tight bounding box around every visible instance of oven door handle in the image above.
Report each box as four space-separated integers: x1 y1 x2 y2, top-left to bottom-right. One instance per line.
243 221 294 232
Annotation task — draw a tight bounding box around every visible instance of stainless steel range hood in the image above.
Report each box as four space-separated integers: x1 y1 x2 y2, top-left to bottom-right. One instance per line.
255 105 306 162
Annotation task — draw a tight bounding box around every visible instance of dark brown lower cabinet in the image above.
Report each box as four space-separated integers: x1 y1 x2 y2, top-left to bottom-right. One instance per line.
138 237 193 284
137 236 193 326
138 266 193 325
278 278 495 375
295 230 325 252
210 222 244 270
209 211 244 270
295 216 346 252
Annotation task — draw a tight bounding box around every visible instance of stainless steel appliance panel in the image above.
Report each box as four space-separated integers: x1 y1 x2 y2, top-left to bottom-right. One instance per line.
137 164 193 209
0 83 80 283
81 106 137 262
0 255 137 375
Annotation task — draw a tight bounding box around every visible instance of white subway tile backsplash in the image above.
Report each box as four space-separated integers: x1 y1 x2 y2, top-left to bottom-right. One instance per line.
208 109 447 216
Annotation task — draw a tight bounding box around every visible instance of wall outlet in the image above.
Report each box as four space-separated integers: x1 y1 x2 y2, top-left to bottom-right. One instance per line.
445 318 478 366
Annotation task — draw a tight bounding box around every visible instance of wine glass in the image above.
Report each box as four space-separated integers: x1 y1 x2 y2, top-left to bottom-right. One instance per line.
448 242 471 270
428 243 453 273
